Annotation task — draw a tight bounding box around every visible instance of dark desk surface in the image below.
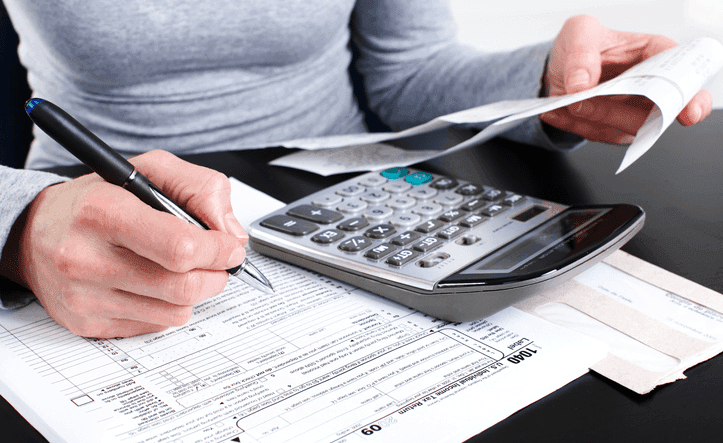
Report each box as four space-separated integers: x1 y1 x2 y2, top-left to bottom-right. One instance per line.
3 110 722 442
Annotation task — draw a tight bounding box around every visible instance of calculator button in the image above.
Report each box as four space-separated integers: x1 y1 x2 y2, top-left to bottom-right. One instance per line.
336 185 366 197
312 194 343 207
339 236 373 252
482 189 506 201
459 214 487 228
412 236 443 252
387 196 416 210
363 206 394 221
390 231 421 246
364 243 398 260
434 192 464 206
364 224 397 239
389 213 421 227
429 177 458 190
412 202 443 217
480 204 507 217
337 199 368 214
380 167 409 180
405 171 434 185
460 198 486 212
407 187 437 200
383 181 413 193
358 175 387 187
360 190 391 204
415 219 446 233
287 205 344 224
260 215 319 236
437 225 467 240
311 229 345 244
386 249 421 266
456 183 483 196
418 253 451 268
438 209 465 222
502 194 527 206
337 217 369 231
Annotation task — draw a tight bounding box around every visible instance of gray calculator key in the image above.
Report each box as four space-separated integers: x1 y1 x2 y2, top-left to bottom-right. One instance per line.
338 217 369 231
337 199 368 214
387 196 416 210
358 175 387 187
407 187 437 200
460 198 486 212
429 177 458 190
412 236 443 252
390 231 421 246
456 183 483 196
437 225 467 240
389 212 421 227
312 194 343 207
336 184 365 197
287 205 344 224
434 192 464 206
260 215 319 236
502 194 527 206
415 219 445 233
339 236 373 252
438 208 465 222
412 202 443 217
364 243 398 260
360 190 391 204
364 224 397 239
363 206 394 221
383 181 412 193
386 249 421 266
480 204 507 217
459 214 487 227
483 189 506 201
311 229 345 244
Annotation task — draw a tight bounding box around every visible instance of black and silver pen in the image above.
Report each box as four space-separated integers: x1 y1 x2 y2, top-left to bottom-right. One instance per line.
25 98 274 294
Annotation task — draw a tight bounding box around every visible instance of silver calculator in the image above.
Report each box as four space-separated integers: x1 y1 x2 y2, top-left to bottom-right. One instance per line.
248 167 645 321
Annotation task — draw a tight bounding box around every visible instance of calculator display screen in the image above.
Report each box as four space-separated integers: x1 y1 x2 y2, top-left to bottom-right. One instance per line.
441 205 643 287
469 209 603 273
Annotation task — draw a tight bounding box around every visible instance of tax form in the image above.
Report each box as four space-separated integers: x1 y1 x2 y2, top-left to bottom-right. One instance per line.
0 179 607 443
270 37 723 176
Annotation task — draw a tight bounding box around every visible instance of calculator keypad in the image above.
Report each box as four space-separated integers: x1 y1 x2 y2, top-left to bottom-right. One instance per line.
252 168 563 280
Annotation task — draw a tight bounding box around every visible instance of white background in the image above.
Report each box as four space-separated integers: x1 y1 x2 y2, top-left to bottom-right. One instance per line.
449 0 723 108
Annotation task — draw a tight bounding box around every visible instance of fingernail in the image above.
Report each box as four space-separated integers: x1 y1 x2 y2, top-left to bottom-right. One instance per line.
691 103 703 124
571 100 593 117
567 69 590 91
227 245 246 268
224 212 247 240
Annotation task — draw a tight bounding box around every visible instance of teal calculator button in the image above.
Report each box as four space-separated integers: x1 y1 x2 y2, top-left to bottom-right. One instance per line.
405 171 433 185
381 167 409 180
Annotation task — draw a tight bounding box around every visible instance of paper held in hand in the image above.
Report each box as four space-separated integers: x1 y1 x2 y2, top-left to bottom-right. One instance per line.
270 37 723 176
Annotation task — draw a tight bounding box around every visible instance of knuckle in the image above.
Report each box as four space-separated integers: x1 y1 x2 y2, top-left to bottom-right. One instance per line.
67 318 101 338
167 306 193 327
53 243 88 281
167 231 197 272
169 271 203 305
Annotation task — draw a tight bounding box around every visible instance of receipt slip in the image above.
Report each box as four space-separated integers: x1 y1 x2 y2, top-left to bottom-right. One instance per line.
514 250 723 394
271 38 723 176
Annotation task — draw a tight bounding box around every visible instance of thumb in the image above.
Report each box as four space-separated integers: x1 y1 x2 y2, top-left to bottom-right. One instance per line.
558 15 607 94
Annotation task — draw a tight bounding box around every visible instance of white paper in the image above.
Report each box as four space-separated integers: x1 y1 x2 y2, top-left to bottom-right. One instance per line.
514 251 723 394
0 179 607 443
270 38 723 176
